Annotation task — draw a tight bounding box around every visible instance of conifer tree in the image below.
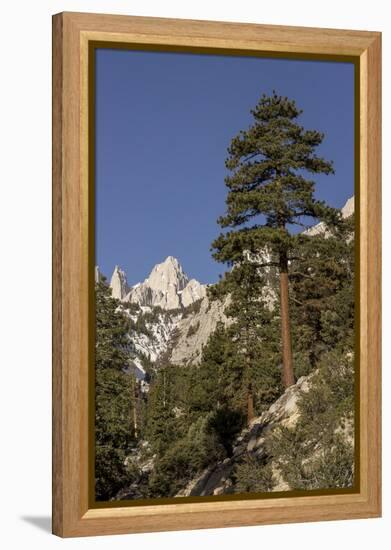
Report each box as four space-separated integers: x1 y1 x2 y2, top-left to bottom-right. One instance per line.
289 214 354 372
185 322 231 415
145 366 178 457
212 92 338 388
209 260 279 424
95 280 137 500
95 279 132 372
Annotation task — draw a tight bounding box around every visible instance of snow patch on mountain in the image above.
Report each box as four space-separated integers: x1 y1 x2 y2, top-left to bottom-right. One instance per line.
122 305 182 363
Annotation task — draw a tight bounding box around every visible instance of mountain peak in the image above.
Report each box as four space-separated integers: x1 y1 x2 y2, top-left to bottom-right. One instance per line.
146 256 189 301
110 265 129 300
164 255 179 264
105 257 204 310
152 256 184 274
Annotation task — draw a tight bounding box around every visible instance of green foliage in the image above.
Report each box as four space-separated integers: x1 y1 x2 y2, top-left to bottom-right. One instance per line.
145 366 179 457
144 350 247 496
302 436 354 488
187 321 200 337
95 282 138 500
209 261 283 417
121 301 141 314
212 91 339 267
267 350 355 490
96 367 134 449
182 299 203 317
289 215 355 376
207 407 244 456
95 281 132 371
234 455 275 494
93 93 356 500
95 445 138 501
148 415 226 497
210 91 340 400
192 322 236 410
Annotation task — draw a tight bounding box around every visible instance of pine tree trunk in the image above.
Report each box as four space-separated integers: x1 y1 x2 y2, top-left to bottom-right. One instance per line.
247 389 254 426
133 378 138 438
245 344 254 426
279 255 295 388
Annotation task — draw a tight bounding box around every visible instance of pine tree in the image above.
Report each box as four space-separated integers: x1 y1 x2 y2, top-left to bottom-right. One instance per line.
95 279 132 372
187 322 236 414
212 91 339 388
95 280 137 500
289 215 355 373
145 365 178 457
209 260 280 424
234 454 275 494
267 349 355 490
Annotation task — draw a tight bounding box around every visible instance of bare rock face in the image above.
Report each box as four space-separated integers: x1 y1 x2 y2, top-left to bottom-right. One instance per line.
303 221 328 237
95 265 102 284
125 256 207 310
126 256 186 309
176 374 314 497
170 296 230 365
148 256 188 294
181 279 207 307
341 196 354 219
304 196 354 237
110 265 129 300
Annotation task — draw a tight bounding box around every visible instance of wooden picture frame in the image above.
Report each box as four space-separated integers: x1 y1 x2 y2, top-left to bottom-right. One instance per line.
52 11 381 537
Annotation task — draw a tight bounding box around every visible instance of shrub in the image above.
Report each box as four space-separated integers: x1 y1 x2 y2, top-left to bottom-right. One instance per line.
234 454 275 494
187 321 200 337
266 350 355 490
148 415 226 497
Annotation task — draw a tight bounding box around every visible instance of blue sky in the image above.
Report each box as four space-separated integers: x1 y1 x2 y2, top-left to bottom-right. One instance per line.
95 49 354 286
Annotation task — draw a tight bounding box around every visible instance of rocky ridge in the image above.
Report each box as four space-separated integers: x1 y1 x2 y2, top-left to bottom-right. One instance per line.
171 296 229 365
106 257 223 371
111 256 206 310
304 195 354 237
101 196 354 375
176 374 313 497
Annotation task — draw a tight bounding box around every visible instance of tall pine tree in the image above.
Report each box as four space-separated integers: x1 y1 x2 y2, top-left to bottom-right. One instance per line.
209 260 279 424
212 92 339 388
95 280 137 500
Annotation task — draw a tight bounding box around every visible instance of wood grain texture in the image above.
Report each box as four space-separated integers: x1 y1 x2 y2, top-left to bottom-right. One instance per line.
52 12 63 537
361 34 382 512
66 11 379 55
52 12 382 537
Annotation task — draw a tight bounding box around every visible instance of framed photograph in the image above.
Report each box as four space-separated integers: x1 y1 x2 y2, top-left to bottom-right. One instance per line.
52 12 381 537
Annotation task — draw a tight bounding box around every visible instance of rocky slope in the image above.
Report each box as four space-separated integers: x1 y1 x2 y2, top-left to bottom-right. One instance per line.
121 305 183 381
175 374 313 497
104 257 226 374
170 296 229 365
103 196 355 500
102 196 355 379
120 295 229 378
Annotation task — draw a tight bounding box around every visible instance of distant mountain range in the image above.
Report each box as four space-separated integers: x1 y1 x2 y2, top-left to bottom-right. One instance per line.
94 196 354 377
108 256 206 310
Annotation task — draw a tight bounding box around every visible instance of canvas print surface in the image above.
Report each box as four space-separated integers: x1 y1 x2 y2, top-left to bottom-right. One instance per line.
94 49 355 502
